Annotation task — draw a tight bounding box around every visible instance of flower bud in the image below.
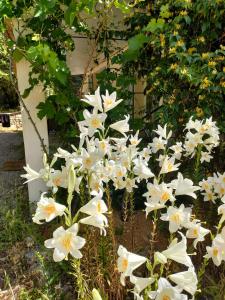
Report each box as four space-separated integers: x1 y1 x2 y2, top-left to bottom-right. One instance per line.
43 153 47 167
68 165 75 193
92 288 102 300
154 251 167 264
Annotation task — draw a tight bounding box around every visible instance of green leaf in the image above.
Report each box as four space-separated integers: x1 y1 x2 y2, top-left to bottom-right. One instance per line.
65 2 77 26
13 48 24 62
160 4 171 19
37 101 56 119
145 18 165 32
128 33 149 51
122 33 149 61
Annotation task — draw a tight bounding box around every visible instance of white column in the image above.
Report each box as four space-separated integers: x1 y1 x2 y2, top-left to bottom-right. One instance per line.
16 59 49 202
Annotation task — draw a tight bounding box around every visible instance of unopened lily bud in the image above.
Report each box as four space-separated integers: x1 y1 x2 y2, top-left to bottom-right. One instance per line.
68 165 75 193
50 156 57 167
43 153 47 167
92 288 102 300
154 251 167 264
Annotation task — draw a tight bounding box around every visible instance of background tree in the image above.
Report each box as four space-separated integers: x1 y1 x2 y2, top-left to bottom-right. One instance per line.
111 0 225 133
0 31 18 110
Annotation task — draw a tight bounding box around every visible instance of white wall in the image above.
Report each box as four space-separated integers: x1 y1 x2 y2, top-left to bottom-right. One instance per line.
16 59 49 202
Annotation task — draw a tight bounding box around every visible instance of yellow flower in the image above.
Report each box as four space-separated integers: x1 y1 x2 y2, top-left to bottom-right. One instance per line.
196 107 204 117
160 34 165 47
180 10 188 16
220 81 225 88
176 40 185 47
188 47 196 54
220 45 225 51
168 96 175 104
198 95 205 100
181 67 188 75
170 63 178 70
32 34 41 41
201 53 209 59
208 61 216 68
200 77 211 89
169 47 176 54
215 56 224 61
173 31 178 36
197 36 205 43
155 67 161 71
175 24 181 29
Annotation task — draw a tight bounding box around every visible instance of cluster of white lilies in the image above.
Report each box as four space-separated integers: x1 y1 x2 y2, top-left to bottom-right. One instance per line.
22 88 224 299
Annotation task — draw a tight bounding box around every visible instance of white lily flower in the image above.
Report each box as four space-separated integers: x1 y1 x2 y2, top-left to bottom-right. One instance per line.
170 142 183 160
218 203 225 224
79 109 107 137
205 245 224 266
145 201 165 216
154 124 172 140
113 165 127 178
130 131 142 147
159 156 180 174
184 117 219 159
46 168 68 193
33 193 66 224
140 146 151 161
80 191 108 215
158 183 176 204
169 268 198 296
202 190 217 203
160 233 193 267
102 90 123 112
150 137 166 153
148 277 188 300
130 275 154 295
80 148 98 171
89 173 104 193
205 227 225 266
160 204 191 233
200 151 213 163
79 214 108 236
79 191 108 235
117 245 146 286
110 115 130 136
133 157 154 180
44 224 85 262
123 177 138 193
54 147 72 160
81 87 103 112
95 138 110 155
186 221 210 248
169 173 200 199
21 164 40 183
199 178 213 192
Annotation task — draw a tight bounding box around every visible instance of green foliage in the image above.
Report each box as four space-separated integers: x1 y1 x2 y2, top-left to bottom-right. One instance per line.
0 0 137 137
120 0 225 133
0 32 18 109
